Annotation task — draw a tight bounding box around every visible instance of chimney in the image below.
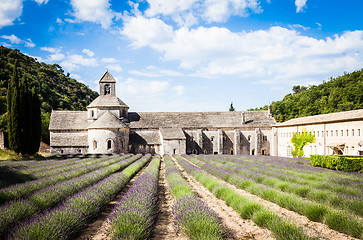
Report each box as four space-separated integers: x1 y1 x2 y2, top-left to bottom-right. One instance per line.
241 111 246 124
267 104 272 118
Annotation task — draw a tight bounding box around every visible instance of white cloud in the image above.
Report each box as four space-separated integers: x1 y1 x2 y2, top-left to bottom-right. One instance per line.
48 53 65 62
60 54 98 71
0 0 22 28
173 85 185 95
41 47 61 53
106 64 123 72
82 48 95 57
121 16 363 85
101 57 118 63
1 34 21 44
295 0 307 13
34 0 49 4
129 66 182 77
142 0 261 26
1 35 35 47
70 0 118 28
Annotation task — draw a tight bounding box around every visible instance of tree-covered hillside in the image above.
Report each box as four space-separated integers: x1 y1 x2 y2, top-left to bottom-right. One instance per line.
0 46 99 143
250 69 363 122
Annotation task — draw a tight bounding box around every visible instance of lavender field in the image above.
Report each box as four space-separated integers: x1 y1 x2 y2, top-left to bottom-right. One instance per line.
0 154 362 240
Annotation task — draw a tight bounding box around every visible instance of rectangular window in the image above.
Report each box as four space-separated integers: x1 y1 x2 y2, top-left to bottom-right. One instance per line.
326 131 328 137
331 130 333 137
352 129 354 136
359 129 361 136
287 147 292 156
336 130 338 136
317 131 319 137
346 130 349 136
341 130 343 136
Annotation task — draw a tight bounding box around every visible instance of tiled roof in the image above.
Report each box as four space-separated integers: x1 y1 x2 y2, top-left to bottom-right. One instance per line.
50 134 88 147
87 95 128 108
129 131 161 145
277 109 363 127
99 71 116 83
160 128 186 140
88 111 129 129
49 111 88 130
128 111 275 129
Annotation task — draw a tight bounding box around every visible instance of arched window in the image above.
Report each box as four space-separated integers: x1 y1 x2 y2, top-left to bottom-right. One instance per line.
251 149 255 155
211 136 214 141
107 140 112 150
192 149 198 154
230 149 234 155
104 84 111 95
91 110 94 118
248 135 251 141
93 140 97 150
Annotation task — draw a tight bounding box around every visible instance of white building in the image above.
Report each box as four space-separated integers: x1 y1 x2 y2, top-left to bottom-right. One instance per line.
274 109 363 157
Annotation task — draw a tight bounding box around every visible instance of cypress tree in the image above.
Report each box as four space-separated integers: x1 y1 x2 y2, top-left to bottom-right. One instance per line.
19 76 32 154
29 88 41 154
7 61 21 153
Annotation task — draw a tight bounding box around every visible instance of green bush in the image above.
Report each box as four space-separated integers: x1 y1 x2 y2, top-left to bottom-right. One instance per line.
310 155 363 172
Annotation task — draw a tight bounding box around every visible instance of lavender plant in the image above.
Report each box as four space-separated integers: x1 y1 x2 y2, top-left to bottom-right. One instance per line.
164 155 225 240
0 154 142 238
109 155 161 239
9 154 152 240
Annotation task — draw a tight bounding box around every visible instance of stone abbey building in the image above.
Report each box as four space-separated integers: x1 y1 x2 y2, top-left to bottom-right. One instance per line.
49 71 277 155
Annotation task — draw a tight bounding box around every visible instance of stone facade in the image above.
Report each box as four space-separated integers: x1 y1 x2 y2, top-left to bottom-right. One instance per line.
49 71 277 155
49 71 362 157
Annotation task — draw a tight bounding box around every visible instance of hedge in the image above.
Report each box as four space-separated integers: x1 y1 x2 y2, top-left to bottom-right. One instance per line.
310 155 363 172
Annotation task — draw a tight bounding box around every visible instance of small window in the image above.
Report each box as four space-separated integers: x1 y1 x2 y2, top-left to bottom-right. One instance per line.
173 149 176 154
251 149 255 155
105 84 111 95
346 130 349 136
60 149 64 153
341 130 343 136
331 130 333 137
107 140 112 150
93 140 97 150
91 110 94 118
248 135 251 141
263 136 267 141
78 149 81 153
358 129 361 136
230 149 234 155
211 136 214 141
352 129 354 136
317 131 319 137
336 130 338 136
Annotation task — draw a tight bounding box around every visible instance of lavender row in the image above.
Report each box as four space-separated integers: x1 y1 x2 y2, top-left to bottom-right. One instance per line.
0 154 142 238
174 155 318 240
9 154 152 240
164 155 224 239
109 155 161 239
191 155 363 217
182 155 363 239
0 155 130 203
25 154 121 179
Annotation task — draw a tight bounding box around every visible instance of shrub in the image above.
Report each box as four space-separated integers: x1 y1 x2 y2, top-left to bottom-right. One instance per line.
310 155 363 172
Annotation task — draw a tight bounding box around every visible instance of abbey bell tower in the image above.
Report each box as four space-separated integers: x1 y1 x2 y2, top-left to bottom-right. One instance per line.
99 70 116 96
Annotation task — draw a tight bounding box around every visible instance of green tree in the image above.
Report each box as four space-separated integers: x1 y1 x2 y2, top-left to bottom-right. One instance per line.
229 102 235 111
7 61 22 153
291 129 316 158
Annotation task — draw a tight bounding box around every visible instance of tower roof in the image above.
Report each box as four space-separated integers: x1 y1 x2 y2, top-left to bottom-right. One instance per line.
87 95 129 108
99 70 116 83
88 110 129 129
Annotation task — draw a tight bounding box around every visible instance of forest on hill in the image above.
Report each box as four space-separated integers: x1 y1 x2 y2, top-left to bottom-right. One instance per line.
0 46 99 143
249 69 363 122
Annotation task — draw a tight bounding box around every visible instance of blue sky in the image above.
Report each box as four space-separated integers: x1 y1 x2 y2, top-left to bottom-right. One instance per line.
0 0 362 112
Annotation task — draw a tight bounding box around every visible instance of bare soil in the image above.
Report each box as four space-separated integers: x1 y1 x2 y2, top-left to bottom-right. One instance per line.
74 156 358 240
176 157 359 240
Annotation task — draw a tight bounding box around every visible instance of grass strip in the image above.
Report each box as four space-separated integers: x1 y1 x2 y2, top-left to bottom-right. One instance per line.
175 155 318 240
164 155 224 240
9 154 152 240
109 155 161 239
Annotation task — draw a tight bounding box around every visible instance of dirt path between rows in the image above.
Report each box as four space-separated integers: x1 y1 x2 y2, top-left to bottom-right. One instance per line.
179 157 359 240
172 156 274 240
74 161 151 240
149 157 186 240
